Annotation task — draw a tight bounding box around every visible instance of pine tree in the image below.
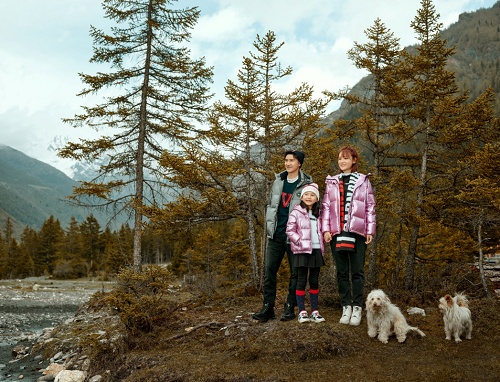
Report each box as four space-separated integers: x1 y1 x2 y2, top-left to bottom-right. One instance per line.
151 32 332 288
0 232 4 278
14 241 34 279
441 96 500 297
16 226 37 278
58 0 213 272
328 18 402 287
58 216 87 277
249 32 332 263
104 240 128 275
157 56 263 286
1 218 17 278
36 216 64 275
219 221 251 284
116 223 134 265
397 0 463 289
80 214 103 276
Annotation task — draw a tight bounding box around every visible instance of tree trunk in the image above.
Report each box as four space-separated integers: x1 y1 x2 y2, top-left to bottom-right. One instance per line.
367 151 379 288
245 109 260 288
367 236 378 288
404 104 431 290
133 0 154 272
393 218 405 294
477 210 493 299
260 56 272 292
247 205 260 288
367 54 382 288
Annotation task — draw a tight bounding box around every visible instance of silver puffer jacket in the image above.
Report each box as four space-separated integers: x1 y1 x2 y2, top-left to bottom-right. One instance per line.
266 169 313 239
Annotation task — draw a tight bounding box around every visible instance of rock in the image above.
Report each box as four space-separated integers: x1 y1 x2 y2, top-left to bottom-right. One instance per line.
52 351 64 361
407 307 426 316
12 344 29 358
54 370 86 382
81 358 91 372
37 374 55 381
44 363 65 377
88 376 102 382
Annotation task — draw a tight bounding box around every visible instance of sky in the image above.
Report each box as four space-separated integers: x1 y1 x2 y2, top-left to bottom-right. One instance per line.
0 0 498 178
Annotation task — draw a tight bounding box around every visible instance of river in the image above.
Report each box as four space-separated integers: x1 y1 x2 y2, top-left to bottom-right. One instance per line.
0 277 111 382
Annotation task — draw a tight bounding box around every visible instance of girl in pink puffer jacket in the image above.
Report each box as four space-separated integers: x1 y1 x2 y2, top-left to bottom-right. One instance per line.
322 146 376 327
286 183 326 323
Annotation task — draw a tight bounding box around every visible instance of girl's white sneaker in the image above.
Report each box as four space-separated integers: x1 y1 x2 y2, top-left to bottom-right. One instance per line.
310 310 325 323
298 310 310 323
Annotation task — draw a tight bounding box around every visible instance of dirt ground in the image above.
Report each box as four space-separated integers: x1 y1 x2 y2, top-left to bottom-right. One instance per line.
1 277 499 382
91 290 500 382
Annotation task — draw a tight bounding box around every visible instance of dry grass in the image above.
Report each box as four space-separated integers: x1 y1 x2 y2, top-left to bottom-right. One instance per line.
88 287 500 382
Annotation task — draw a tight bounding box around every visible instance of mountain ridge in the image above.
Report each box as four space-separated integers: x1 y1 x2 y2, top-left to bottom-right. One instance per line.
324 1 500 124
0 145 116 237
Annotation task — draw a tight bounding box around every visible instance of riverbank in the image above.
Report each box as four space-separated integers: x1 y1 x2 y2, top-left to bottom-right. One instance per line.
0 277 111 382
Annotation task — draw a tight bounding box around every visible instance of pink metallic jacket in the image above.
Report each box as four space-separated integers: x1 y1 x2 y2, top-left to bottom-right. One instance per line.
286 205 325 255
321 173 376 237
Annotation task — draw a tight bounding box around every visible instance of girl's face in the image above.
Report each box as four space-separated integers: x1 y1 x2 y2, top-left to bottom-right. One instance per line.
301 191 318 209
338 152 355 173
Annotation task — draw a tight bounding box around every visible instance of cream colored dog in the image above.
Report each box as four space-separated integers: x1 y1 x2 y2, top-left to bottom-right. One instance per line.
365 289 425 344
438 293 472 343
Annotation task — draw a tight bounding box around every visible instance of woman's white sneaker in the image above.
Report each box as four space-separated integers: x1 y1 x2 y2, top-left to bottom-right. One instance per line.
349 306 362 326
339 305 352 324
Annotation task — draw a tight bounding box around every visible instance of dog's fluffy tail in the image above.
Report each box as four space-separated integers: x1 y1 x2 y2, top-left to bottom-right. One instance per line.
408 326 426 337
455 293 469 308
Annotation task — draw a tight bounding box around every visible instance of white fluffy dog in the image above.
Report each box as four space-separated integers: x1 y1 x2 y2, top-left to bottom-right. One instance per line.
365 289 425 344
438 293 472 343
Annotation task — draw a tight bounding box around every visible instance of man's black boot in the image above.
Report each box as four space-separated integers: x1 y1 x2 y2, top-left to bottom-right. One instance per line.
280 302 296 321
252 303 276 322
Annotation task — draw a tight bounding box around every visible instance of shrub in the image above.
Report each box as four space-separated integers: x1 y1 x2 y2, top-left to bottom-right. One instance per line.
104 265 175 335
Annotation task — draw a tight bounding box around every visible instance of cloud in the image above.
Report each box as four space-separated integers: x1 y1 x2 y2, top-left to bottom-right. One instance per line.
193 6 255 43
215 0 336 34
1 0 498 176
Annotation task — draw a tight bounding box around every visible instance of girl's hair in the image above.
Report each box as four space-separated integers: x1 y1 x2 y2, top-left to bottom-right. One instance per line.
338 146 359 173
300 200 320 218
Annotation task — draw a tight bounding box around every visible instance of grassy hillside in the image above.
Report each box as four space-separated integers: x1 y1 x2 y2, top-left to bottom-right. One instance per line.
0 145 89 235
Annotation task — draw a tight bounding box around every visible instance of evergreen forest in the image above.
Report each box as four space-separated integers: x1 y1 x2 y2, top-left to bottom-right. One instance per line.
1 0 499 299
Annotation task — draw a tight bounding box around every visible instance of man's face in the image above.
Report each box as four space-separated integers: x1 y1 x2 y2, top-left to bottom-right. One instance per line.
285 154 300 174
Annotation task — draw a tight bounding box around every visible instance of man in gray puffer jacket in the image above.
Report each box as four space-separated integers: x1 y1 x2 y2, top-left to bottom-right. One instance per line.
252 150 313 322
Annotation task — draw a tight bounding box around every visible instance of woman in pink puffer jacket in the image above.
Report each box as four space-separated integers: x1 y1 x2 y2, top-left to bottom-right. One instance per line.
286 183 326 323
321 146 376 327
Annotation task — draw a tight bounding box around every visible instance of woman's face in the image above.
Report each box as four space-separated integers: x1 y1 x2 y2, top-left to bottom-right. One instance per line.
338 152 355 173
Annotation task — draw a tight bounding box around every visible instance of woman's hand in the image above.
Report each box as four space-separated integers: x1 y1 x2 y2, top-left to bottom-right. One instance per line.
324 232 332 243
365 234 373 244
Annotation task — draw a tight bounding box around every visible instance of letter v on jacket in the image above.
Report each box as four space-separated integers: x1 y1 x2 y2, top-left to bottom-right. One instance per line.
286 205 325 255
320 173 376 237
